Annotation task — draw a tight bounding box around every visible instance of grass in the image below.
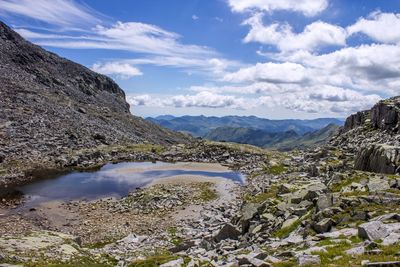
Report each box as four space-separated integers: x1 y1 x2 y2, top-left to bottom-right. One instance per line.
330 171 368 192
129 251 184 267
264 164 288 175
23 255 117 267
196 182 218 202
244 185 279 203
309 242 400 266
272 219 302 239
167 227 183 246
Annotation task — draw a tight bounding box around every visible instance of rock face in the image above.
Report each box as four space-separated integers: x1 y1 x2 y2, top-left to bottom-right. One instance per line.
355 145 400 174
0 21 189 181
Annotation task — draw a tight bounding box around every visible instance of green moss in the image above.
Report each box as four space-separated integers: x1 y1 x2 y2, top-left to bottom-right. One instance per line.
24 255 117 267
129 251 182 267
167 227 183 246
264 165 288 175
244 185 279 203
196 183 218 202
330 172 368 192
272 219 301 239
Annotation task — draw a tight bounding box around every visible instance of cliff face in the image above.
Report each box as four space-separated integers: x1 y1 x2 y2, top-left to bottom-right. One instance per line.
337 97 400 174
0 21 189 174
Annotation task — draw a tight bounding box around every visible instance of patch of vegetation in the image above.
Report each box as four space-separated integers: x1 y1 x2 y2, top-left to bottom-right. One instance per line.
330 172 368 192
196 182 218 202
272 261 297 267
129 251 184 267
264 164 288 175
24 255 117 267
272 219 302 239
244 185 279 203
311 242 400 266
167 227 183 246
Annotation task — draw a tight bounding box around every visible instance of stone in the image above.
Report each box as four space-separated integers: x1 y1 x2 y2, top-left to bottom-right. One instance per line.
316 228 357 239
160 258 184 267
313 218 334 234
278 184 293 194
362 261 400 266
281 216 299 229
382 232 400 246
239 203 261 233
214 223 241 242
358 221 389 241
316 194 333 212
367 177 390 192
297 255 321 266
346 246 365 255
355 145 400 174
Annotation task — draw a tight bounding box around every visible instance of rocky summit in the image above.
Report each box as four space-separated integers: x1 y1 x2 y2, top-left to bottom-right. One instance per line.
1 20 400 267
0 21 189 186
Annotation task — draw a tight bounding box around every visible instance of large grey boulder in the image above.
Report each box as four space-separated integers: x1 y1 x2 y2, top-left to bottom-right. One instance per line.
214 223 241 242
367 177 390 192
358 221 389 241
316 194 333 212
313 218 334 234
297 255 321 266
355 145 400 174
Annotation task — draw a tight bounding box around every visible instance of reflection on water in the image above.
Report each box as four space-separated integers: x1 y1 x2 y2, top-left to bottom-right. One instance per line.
7 162 245 205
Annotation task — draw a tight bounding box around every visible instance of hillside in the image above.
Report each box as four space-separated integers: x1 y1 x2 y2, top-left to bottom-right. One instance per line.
147 115 344 137
205 126 299 147
204 124 340 150
0 21 189 185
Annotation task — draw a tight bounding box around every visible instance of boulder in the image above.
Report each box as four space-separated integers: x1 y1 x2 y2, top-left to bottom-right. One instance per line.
355 145 400 174
281 216 299 229
358 221 389 241
367 177 390 192
160 258 184 267
214 223 241 242
316 194 333 212
382 232 400 246
239 203 261 233
313 218 334 234
297 255 321 266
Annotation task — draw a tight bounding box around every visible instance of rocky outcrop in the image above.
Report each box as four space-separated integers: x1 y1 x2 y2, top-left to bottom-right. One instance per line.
371 98 400 132
343 110 370 132
355 144 400 174
0 21 189 184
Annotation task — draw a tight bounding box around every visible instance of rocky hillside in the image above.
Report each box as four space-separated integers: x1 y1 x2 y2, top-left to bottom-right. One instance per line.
0 21 189 185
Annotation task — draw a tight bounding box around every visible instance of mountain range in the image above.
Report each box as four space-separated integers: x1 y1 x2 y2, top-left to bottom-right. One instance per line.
147 115 343 150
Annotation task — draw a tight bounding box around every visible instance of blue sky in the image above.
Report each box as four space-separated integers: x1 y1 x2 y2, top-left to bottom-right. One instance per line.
0 0 399 119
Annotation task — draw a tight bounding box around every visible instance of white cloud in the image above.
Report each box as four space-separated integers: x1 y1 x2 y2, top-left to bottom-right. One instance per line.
227 0 328 17
348 12 400 44
0 0 101 27
128 92 254 110
192 15 199 20
243 13 347 52
92 62 142 79
223 62 307 83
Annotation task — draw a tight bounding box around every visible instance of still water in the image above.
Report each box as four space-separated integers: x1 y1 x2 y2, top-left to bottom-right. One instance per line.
8 162 245 204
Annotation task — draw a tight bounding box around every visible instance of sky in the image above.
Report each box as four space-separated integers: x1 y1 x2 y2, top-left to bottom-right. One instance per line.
0 0 399 119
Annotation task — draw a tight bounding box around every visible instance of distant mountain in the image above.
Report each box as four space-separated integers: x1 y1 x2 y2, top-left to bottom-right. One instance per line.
272 124 341 151
204 124 340 150
204 127 299 148
147 115 344 137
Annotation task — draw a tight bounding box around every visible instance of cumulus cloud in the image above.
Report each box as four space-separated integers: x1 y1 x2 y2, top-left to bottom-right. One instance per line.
348 11 400 44
128 92 254 110
223 62 308 83
243 13 347 52
227 0 328 17
92 62 142 79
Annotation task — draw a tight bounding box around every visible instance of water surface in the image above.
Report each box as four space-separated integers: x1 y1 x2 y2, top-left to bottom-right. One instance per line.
7 162 245 205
